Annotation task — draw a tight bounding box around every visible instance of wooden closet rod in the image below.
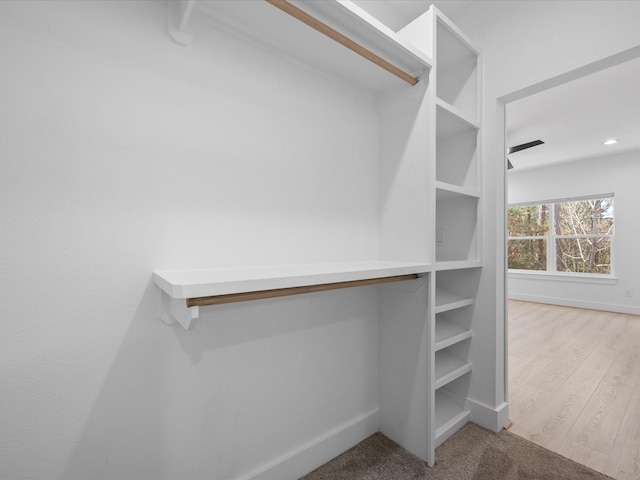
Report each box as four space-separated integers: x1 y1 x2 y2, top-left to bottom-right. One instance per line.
264 0 419 86
186 273 419 307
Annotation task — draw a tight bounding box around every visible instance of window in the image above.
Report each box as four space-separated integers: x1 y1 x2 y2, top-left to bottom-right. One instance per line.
508 196 614 275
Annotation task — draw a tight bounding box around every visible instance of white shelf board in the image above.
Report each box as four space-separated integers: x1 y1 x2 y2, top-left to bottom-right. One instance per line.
434 389 469 448
436 181 480 200
435 323 472 352
194 0 432 91
434 260 482 272
436 99 479 137
154 260 431 300
434 350 472 389
435 287 473 313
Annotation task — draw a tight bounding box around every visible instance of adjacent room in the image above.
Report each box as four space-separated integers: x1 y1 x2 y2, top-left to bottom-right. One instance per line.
506 55 640 478
1 1 639 479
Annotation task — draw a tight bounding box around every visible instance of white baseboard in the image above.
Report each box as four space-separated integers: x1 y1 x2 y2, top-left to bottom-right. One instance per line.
466 398 509 433
238 408 380 480
509 293 640 316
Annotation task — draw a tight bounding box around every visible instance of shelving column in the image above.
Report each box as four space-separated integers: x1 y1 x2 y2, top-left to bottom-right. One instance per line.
431 6 482 459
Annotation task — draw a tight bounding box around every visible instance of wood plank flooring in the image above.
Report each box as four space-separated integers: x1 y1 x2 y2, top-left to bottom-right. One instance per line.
508 300 640 480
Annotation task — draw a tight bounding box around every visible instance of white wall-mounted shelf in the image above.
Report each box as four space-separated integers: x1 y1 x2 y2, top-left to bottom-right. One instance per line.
434 349 472 389
435 322 472 352
436 181 480 199
176 0 432 91
435 98 478 131
436 101 479 137
434 260 482 271
435 288 473 313
154 261 430 329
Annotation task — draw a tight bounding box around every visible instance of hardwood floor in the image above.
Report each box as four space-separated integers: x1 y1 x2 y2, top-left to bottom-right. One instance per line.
508 300 640 480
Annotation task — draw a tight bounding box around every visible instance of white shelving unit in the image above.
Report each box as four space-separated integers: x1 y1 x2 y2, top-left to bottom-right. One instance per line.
432 9 481 455
399 5 482 465
158 0 483 473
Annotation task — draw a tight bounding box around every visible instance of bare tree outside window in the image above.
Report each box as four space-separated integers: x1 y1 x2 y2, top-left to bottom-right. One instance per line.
508 197 614 275
555 198 614 274
507 204 548 270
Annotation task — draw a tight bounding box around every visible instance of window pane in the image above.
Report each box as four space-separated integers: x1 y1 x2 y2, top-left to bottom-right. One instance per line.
556 198 614 236
556 237 611 274
508 205 549 237
508 239 547 270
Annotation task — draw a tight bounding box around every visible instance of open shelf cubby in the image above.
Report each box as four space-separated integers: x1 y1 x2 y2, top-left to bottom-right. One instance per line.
435 268 481 302
434 373 471 447
436 103 479 191
436 16 478 121
434 338 471 389
435 306 472 351
435 189 478 264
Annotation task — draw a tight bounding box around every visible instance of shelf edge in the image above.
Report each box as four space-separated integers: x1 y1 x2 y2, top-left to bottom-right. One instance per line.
436 181 480 199
435 362 472 390
436 97 480 130
435 330 472 352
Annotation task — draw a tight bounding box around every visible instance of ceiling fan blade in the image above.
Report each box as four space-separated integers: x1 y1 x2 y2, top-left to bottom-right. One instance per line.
507 139 544 155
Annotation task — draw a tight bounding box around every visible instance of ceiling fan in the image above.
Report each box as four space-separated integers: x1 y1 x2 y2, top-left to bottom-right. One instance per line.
507 139 544 169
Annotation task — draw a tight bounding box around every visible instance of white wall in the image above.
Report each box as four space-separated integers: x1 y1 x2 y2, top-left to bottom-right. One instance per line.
447 0 640 419
0 1 383 478
508 150 640 315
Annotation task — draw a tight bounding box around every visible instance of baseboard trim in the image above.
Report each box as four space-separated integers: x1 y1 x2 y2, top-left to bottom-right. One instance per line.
237 408 380 480
466 398 509 433
508 293 640 316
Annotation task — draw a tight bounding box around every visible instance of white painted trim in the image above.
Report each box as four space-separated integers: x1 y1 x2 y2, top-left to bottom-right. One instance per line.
237 408 380 480
509 271 618 285
466 398 509 433
508 293 640 316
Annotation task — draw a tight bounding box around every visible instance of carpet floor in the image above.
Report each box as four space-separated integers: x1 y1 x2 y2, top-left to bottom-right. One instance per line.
301 423 614 479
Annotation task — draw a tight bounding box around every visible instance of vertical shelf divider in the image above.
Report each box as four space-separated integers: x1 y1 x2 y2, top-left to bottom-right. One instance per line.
423 5 482 464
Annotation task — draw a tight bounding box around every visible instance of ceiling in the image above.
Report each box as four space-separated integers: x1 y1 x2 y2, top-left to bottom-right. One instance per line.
507 53 640 172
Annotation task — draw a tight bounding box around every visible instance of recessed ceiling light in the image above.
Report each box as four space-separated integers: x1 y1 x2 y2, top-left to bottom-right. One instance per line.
603 138 619 145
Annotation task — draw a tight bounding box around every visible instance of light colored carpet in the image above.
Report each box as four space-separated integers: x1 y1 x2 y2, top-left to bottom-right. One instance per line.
301 423 614 479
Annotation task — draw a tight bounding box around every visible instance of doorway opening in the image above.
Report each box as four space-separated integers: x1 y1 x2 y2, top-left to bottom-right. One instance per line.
501 46 640 479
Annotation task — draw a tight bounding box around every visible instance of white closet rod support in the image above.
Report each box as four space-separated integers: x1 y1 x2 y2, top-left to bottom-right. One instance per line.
264 0 419 86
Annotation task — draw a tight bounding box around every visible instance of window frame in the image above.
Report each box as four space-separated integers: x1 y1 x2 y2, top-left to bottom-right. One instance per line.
508 194 615 278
